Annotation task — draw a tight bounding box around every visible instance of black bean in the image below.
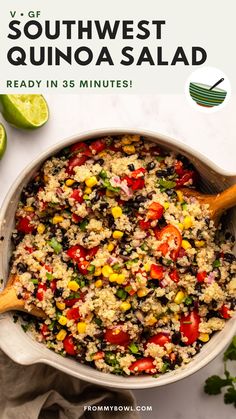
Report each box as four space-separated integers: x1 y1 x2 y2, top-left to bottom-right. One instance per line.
205 217 210 226
175 355 183 366
195 283 202 292
172 332 181 345
230 298 236 310
100 202 109 210
190 265 198 276
55 288 64 297
156 170 168 177
195 342 202 353
95 158 104 166
91 192 100 204
223 253 236 263
128 164 135 171
12 232 24 246
159 296 169 305
147 191 155 199
135 195 147 203
0 236 4 241
162 355 170 364
52 166 61 175
71 182 81 189
166 167 175 176
17 263 28 273
158 216 167 228
147 161 156 172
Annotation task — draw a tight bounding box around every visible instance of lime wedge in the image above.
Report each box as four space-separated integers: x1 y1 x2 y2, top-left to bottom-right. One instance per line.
0 94 49 129
0 123 7 159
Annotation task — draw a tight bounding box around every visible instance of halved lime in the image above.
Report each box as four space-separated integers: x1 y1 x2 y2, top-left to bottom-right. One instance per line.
0 123 7 159
0 94 49 129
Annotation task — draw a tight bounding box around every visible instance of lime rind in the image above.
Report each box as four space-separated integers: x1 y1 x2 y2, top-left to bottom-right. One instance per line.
0 94 49 130
0 123 7 159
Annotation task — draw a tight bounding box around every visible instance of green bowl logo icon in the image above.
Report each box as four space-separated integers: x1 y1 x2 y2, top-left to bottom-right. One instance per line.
189 82 227 108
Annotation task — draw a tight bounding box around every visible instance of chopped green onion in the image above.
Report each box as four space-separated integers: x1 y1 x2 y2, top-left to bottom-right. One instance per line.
102 179 120 193
213 260 221 268
79 219 89 231
31 278 39 285
116 288 128 300
48 237 62 254
158 179 176 190
94 317 102 327
46 272 53 281
99 170 107 179
128 343 139 354
88 264 95 274
185 296 193 306
112 263 121 272
182 203 188 210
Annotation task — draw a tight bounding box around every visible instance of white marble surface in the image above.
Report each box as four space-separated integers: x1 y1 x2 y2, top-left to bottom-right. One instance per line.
0 94 235 418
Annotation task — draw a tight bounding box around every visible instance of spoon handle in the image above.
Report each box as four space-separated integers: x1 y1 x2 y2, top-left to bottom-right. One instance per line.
0 286 23 314
213 184 236 215
209 78 224 91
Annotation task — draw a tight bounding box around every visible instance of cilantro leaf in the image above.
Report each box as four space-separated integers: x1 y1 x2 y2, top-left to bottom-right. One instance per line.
224 336 236 361
224 387 236 407
204 375 232 395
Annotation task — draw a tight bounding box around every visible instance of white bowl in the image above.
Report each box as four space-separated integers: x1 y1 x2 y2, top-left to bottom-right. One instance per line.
0 128 235 389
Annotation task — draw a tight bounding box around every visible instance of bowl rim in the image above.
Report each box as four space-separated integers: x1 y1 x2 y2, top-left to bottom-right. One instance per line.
0 127 236 389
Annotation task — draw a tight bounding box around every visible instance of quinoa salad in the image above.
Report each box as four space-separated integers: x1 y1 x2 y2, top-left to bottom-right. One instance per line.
10 135 236 376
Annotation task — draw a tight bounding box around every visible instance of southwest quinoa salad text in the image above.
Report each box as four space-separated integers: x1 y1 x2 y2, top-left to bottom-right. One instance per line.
10 135 236 376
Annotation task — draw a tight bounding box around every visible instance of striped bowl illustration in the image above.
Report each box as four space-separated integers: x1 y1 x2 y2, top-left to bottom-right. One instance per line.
189 82 227 107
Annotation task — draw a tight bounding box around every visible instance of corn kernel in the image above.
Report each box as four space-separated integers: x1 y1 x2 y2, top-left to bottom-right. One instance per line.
37 223 45 234
116 274 126 284
65 179 75 186
174 291 186 304
83 194 89 200
123 145 136 155
56 301 66 310
174 314 179 321
84 187 92 194
121 137 132 145
77 322 87 334
102 265 113 277
107 243 115 252
178 223 184 231
85 176 98 188
183 216 193 229
56 329 67 341
195 240 205 248
120 301 131 311
44 174 49 183
199 333 210 342
137 288 148 297
58 315 67 326
94 267 102 277
113 230 124 239
111 206 122 218
109 273 118 283
163 202 169 210
52 215 64 224
181 239 192 250
131 135 140 142
98 151 107 157
144 263 150 272
95 279 103 288
146 316 157 326
106 189 115 197
24 206 34 212
68 280 80 292
176 190 184 203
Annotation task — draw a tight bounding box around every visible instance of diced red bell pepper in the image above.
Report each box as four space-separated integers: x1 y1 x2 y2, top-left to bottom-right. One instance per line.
175 161 185 176
70 189 84 203
41 324 49 338
64 297 84 307
66 155 88 175
169 269 180 283
70 142 88 154
24 246 34 254
66 307 80 320
36 283 47 301
67 245 86 262
130 168 146 178
50 279 57 293
87 246 99 259
176 170 195 187
78 260 90 275
131 178 145 191
196 271 207 283
139 219 151 231
219 305 231 319
17 216 35 234
90 139 106 154
63 335 76 356
150 264 164 280
93 351 105 360
72 214 83 223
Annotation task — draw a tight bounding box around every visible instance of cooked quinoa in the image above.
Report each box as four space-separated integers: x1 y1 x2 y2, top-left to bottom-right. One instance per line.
10 135 236 376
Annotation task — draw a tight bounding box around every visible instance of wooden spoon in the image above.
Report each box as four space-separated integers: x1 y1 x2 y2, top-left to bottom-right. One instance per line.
0 274 46 318
181 184 236 224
